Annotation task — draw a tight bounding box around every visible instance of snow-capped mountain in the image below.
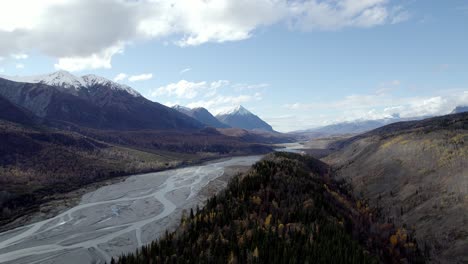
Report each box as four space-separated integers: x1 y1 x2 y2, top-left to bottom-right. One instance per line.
0 70 140 97
172 105 229 128
218 105 252 116
0 72 202 130
216 105 274 132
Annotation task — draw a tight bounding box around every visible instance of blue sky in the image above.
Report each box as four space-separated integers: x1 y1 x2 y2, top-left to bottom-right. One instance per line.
0 0 467 131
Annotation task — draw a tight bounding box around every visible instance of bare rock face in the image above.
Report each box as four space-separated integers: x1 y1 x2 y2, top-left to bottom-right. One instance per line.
324 113 468 263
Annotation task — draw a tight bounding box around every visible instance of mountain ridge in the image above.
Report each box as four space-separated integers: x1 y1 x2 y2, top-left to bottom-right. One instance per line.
0 73 203 130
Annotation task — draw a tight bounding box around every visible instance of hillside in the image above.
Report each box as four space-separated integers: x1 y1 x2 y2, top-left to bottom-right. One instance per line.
116 153 423 264
0 119 201 229
0 95 37 125
324 112 468 263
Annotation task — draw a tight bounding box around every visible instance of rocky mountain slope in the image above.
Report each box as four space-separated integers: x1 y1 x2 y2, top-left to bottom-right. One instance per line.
216 105 274 132
173 105 229 128
324 112 468 263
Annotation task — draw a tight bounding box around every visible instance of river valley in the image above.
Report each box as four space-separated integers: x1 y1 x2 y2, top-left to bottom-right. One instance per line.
0 156 263 264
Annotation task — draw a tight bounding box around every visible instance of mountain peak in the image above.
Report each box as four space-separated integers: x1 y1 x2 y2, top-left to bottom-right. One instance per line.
0 71 141 97
220 105 252 116
172 105 191 111
216 105 274 132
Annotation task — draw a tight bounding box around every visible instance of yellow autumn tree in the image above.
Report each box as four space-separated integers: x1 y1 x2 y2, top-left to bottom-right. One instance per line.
264 214 272 228
253 247 259 258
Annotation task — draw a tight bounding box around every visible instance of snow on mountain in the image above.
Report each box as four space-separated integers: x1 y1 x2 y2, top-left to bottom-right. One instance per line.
1 70 87 89
0 71 141 97
82 74 141 97
216 105 274 132
218 105 252 116
172 105 230 128
172 105 192 112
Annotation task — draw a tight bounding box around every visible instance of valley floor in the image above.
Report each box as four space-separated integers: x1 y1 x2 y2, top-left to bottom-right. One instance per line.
0 156 261 264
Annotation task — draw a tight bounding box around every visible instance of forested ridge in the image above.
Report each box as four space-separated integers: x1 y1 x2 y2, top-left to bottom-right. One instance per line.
115 153 423 264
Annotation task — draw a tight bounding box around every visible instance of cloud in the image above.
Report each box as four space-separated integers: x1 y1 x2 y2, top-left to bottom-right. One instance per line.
232 83 270 91
283 89 468 124
151 79 265 113
11 53 28 60
152 80 222 99
128 73 153 82
0 0 409 71
187 93 263 114
54 44 124 71
15 63 24 69
180 68 191 74
113 73 128 82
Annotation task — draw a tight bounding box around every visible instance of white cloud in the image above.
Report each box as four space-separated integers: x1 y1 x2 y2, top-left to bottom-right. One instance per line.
0 0 409 71
180 68 191 74
187 93 263 114
152 80 215 99
11 53 28 60
283 89 468 125
232 83 270 91
0 68 4 73
113 73 128 82
15 63 24 69
151 79 265 113
129 73 153 82
54 44 124 72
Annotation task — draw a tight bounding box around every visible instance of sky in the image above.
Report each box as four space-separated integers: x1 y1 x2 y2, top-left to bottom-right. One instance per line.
0 0 467 132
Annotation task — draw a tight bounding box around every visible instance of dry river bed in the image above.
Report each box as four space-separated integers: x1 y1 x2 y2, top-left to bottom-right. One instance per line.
0 156 262 264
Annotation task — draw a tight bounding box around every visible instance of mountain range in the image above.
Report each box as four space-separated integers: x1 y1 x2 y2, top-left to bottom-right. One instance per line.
291 114 442 138
173 104 275 132
0 71 202 130
172 105 229 128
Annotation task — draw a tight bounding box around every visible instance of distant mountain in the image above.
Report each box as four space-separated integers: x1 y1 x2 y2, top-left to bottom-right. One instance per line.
0 71 202 130
216 105 274 132
172 105 229 128
294 115 426 137
451 105 468 114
